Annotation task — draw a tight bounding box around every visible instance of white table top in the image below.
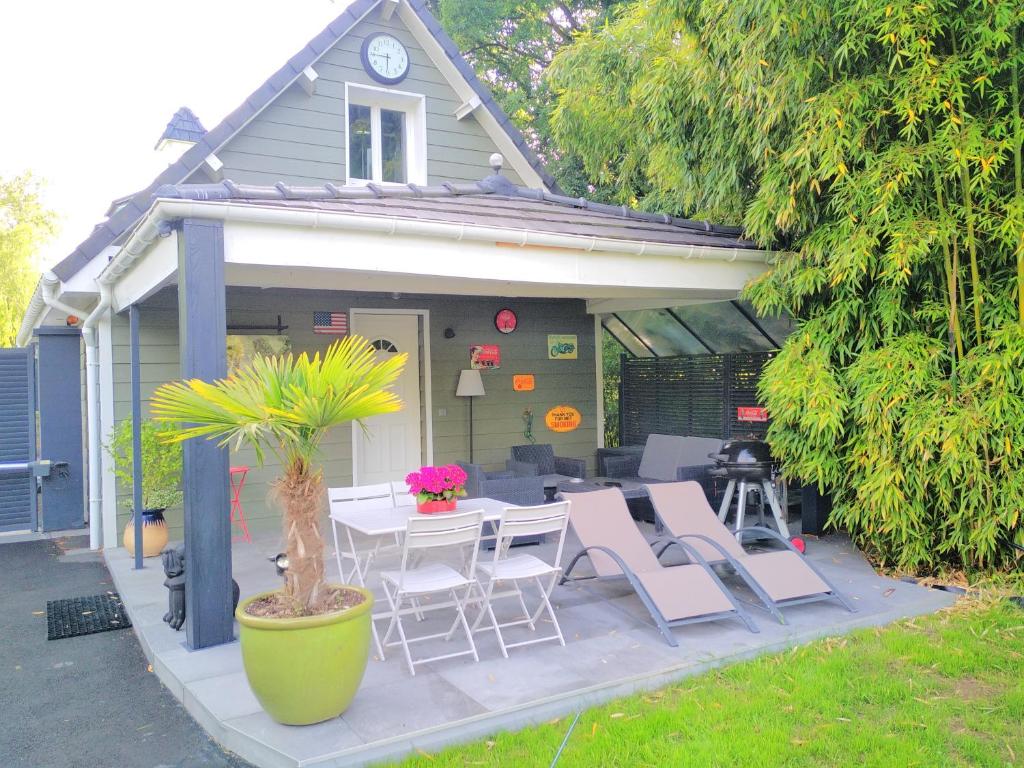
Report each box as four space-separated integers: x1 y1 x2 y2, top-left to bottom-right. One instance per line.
329 497 511 536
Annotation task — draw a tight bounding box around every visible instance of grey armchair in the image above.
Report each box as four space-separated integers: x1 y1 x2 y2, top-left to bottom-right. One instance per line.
456 461 514 499
508 444 586 479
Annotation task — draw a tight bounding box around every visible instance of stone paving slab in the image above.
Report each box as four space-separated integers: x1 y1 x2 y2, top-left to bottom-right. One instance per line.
105 527 955 768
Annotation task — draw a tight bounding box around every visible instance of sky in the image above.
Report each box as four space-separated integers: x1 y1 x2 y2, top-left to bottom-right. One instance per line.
0 0 350 270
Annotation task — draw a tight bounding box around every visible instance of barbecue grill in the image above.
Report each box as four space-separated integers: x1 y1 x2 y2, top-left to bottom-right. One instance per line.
709 438 790 537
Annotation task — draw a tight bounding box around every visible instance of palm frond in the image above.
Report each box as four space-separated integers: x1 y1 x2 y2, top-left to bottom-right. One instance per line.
151 335 407 467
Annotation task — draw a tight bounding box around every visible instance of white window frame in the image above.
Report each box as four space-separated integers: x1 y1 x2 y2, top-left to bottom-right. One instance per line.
344 82 427 186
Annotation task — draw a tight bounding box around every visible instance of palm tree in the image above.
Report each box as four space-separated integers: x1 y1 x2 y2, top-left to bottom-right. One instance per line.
150 337 406 612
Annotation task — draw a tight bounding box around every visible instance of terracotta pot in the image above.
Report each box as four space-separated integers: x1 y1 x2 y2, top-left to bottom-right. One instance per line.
123 508 169 557
416 498 457 514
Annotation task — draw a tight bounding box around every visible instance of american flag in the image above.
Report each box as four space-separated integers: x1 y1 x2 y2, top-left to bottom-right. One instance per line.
313 311 348 335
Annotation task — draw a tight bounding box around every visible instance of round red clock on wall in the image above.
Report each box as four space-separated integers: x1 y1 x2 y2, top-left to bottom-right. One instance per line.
494 308 518 334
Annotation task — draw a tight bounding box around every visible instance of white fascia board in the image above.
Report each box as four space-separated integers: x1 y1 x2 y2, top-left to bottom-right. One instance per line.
203 153 224 181
396 2 546 189
380 0 399 20
586 296 744 314
221 221 766 295
108 233 178 312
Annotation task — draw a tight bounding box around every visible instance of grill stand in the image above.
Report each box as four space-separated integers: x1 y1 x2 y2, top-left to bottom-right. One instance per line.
716 478 790 539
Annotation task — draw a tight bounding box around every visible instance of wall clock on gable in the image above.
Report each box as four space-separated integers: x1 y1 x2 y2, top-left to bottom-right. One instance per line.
361 34 410 85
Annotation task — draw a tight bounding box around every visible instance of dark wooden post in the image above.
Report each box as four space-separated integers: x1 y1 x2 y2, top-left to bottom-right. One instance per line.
129 304 144 570
177 218 233 650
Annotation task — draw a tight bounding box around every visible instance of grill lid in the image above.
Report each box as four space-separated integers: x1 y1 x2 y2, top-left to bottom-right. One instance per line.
711 438 773 465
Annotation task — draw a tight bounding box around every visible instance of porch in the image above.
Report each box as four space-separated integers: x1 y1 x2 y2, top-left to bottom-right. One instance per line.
105 522 955 768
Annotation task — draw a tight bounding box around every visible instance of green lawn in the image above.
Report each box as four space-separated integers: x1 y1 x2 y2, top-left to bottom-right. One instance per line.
394 599 1024 767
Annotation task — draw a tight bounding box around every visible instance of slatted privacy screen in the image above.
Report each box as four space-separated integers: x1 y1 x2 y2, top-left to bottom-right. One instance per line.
619 351 776 446
0 347 37 532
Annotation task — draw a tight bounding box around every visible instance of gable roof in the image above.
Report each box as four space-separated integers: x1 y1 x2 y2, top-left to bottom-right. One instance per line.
152 175 760 251
50 0 560 282
156 107 207 146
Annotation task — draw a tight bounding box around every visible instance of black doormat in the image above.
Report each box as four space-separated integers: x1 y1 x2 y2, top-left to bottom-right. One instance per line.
46 593 132 641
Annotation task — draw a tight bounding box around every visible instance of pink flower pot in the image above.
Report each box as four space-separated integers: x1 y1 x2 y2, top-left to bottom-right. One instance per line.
416 499 457 514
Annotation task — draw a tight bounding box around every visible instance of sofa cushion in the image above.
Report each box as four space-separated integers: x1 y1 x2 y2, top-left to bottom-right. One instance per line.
638 434 723 481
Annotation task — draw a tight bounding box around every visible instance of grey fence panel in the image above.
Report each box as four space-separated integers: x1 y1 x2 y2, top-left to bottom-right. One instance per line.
620 351 775 445
0 347 37 532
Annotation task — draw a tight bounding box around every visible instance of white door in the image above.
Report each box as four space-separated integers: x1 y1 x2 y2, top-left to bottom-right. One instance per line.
351 313 421 484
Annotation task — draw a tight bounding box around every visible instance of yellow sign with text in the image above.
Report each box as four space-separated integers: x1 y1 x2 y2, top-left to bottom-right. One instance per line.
545 405 582 433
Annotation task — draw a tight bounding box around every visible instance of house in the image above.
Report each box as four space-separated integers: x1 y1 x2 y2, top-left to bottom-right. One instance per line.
17 0 773 647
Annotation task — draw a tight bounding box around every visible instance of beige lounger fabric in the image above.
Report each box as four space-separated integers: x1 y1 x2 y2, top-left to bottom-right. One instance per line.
646 482 831 602
565 489 734 618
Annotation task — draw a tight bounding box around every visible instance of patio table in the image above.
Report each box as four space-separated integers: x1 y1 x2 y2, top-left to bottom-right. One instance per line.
330 496 514 661
555 477 649 500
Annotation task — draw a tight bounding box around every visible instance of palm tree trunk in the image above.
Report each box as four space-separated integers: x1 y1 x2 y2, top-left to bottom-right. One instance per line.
275 461 326 611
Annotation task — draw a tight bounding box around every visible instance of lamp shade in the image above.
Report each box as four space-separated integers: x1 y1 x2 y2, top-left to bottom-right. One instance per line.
455 369 485 397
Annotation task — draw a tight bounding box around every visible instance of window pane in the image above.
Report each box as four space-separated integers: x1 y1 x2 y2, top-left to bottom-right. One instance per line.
603 315 654 358
673 302 775 353
348 104 372 180
615 309 708 356
380 108 406 183
735 299 794 347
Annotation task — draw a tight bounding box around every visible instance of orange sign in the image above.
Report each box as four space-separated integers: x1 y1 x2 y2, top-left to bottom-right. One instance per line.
513 374 535 391
545 405 581 433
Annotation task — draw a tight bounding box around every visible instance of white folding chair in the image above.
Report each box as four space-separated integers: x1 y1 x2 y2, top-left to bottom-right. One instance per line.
472 500 571 657
328 483 399 587
379 510 485 676
389 479 417 508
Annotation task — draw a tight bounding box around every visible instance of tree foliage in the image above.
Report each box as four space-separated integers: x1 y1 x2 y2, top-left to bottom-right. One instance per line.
430 0 623 195
0 174 56 347
549 0 1024 571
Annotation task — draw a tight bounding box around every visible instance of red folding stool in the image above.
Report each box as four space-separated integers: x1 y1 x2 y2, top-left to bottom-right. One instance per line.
229 466 252 544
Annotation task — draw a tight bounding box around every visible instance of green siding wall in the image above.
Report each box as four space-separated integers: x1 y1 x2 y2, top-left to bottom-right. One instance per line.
206 12 525 188
111 288 595 541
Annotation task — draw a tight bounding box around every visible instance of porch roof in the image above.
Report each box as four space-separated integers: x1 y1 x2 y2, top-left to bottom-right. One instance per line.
152 175 760 251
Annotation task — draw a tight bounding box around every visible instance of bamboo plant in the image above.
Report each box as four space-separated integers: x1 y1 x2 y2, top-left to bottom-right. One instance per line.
150 337 406 612
548 0 1024 571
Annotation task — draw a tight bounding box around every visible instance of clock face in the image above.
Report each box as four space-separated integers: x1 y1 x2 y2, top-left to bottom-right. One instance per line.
361 34 410 85
495 308 518 334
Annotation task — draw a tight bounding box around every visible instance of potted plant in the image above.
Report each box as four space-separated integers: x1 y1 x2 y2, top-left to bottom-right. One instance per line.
105 419 183 557
150 337 406 725
405 465 468 513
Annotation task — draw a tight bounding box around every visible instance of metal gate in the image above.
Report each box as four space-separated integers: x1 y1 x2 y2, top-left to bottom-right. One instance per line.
0 347 37 532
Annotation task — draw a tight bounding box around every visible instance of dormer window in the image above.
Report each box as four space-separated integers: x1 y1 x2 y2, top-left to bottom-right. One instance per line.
345 83 426 185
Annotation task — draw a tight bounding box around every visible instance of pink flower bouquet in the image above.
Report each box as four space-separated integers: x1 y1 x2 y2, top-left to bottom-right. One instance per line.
405 464 467 513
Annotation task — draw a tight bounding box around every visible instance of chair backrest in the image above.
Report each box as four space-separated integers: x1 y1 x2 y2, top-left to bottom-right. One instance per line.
398 509 485 584
564 489 661 577
327 483 396 517
638 435 723 481
389 480 416 507
480 474 545 507
646 481 745 561
511 444 555 475
492 501 571 568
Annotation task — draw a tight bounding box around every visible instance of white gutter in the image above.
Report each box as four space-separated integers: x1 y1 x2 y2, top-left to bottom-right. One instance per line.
16 282 46 348
33 271 110 550
97 199 776 286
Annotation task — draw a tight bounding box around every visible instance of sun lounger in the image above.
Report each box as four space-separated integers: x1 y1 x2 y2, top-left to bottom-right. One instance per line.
559 488 759 646
646 481 856 622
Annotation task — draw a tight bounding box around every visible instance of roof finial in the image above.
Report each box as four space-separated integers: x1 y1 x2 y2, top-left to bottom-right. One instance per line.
489 153 504 175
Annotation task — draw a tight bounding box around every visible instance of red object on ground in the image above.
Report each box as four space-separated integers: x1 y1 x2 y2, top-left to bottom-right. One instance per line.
790 536 806 554
416 499 457 515
229 466 252 543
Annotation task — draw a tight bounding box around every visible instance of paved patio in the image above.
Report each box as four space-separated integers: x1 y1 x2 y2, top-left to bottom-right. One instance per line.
106 518 955 768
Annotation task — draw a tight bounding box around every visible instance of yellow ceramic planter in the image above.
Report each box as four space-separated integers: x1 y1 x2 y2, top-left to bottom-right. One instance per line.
123 509 169 558
235 585 373 725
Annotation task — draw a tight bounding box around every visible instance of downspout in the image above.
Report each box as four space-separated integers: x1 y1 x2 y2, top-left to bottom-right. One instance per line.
39 271 111 551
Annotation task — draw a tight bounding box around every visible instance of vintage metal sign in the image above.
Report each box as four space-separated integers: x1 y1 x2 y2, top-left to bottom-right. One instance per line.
547 334 577 360
470 344 501 369
736 406 768 422
513 374 535 391
545 405 582 432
